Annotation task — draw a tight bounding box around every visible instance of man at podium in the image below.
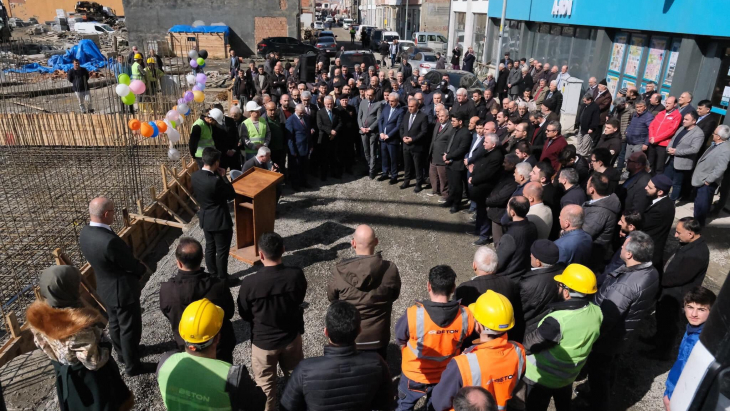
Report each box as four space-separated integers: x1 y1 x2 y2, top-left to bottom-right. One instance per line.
243 147 282 203
191 147 236 285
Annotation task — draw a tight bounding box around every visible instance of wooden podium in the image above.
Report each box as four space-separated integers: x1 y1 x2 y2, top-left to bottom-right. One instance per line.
230 167 284 264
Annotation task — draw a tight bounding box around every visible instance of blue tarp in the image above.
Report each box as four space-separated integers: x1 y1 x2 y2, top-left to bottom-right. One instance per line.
168 25 230 36
5 39 112 74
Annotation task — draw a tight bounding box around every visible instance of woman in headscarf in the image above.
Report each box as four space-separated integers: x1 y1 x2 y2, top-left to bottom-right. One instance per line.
26 266 133 411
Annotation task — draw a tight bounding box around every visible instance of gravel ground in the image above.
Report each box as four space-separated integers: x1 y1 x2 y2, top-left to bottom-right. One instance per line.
2 159 729 410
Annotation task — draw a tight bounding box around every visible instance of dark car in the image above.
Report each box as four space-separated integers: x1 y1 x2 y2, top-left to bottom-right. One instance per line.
424 69 485 94
315 36 338 56
398 45 434 62
258 37 318 57
335 50 379 71
370 29 384 51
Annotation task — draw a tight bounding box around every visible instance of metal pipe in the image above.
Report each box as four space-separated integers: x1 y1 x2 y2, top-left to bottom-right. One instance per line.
404 0 409 40
492 0 508 80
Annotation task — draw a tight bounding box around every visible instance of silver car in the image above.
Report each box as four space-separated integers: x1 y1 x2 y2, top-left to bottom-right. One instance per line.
409 52 439 76
316 36 338 56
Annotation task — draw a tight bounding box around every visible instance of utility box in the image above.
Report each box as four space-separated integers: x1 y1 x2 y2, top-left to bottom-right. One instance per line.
562 76 584 116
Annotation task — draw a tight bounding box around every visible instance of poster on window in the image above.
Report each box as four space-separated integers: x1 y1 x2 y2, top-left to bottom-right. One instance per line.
607 74 620 98
662 40 681 88
624 35 646 78
621 78 636 92
643 36 667 83
608 33 628 73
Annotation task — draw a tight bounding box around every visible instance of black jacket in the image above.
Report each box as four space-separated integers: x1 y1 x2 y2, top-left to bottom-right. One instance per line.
486 172 519 222
280 344 393 411
496 219 538 281
445 126 472 171
238 264 308 350
316 108 343 145
191 169 236 232
662 237 710 290
619 170 651 215
474 99 488 120
470 148 505 203
159 268 236 361
455 274 524 342
559 184 587 208
582 193 621 248
67 67 90 92
399 110 430 153
579 102 601 135
79 225 146 307
451 100 476 121
642 197 676 270
596 131 622 155
520 265 563 337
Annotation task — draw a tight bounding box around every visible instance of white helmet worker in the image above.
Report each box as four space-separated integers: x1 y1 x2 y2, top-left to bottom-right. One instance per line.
208 108 224 125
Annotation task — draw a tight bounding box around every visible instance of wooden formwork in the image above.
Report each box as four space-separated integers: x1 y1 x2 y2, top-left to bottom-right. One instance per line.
169 32 229 59
0 158 199 369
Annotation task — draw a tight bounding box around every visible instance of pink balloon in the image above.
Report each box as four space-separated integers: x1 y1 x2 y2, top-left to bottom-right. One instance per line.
129 80 146 95
190 59 198 68
184 91 195 102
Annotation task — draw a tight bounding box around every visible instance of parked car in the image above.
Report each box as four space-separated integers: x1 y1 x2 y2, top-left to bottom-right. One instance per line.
357 24 376 38
73 22 114 34
370 29 384 51
335 50 379 71
398 45 434 62
313 21 324 30
409 52 439 76
258 36 318 57
343 18 353 29
413 31 448 54
424 69 485 94
315 36 338 56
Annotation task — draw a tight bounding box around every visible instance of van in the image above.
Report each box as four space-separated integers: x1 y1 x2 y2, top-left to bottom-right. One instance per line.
413 31 448 53
343 18 353 29
357 24 375 38
382 31 400 45
74 22 115 34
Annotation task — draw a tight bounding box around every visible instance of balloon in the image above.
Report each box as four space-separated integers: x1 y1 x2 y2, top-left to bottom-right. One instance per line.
196 82 206 91
149 121 159 138
128 119 141 131
118 73 131 85
199 50 208 59
176 103 189 115
190 59 198 68
186 74 196 85
193 90 205 103
165 120 181 142
196 73 207 84
188 49 199 60
196 57 205 66
121 93 136 105
170 120 178 128
192 85 201 92
129 80 146 95
140 123 153 137
168 147 181 161
191 20 205 27
184 91 195 102
166 110 180 122
155 120 168 133
200 62 206 69
115 84 130 97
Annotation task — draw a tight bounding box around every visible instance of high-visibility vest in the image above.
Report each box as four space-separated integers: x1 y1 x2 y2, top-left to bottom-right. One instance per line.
131 62 143 81
401 302 475 384
525 302 603 389
243 118 267 154
193 118 215 158
157 352 232 411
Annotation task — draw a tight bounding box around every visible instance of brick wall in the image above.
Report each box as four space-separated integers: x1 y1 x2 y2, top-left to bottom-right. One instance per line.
254 17 289 46
301 0 310 9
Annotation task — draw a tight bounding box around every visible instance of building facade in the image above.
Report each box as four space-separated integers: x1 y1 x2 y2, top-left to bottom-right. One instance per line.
446 0 488 63
364 0 449 40
483 0 730 124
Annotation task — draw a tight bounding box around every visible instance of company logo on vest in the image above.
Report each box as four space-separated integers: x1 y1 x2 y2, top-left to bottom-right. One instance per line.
552 0 573 16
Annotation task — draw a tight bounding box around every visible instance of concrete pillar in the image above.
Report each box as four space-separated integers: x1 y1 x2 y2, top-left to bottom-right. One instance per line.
669 37 704 97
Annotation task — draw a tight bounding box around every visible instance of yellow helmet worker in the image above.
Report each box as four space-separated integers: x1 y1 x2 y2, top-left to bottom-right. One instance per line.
178 298 223 348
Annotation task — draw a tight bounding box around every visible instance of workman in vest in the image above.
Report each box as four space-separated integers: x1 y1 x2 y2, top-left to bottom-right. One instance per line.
189 109 219 169
430 290 526 411
131 53 144 81
156 298 265 410
395 265 477 411
239 100 271 161
522 264 603 411
143 57 164 96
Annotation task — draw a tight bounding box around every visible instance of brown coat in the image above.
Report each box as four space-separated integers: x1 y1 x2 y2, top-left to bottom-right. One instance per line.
327 253 401 349
595 90 613 125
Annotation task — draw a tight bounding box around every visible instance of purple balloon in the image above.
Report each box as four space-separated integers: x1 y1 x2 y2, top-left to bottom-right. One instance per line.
190 59 198 68
196 73 207 84
192 85 202 92
177 98 186 105
184 91 195 102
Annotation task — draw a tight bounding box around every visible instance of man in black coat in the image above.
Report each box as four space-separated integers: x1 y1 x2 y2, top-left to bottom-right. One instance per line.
520 240 563 338
400 97 429 191
79 197 153 375
191 148 236 283
67 59 93 113
618 152 651 215
642 175 676 273
159 238 236 363
442 112 472 213
400 56 413 79
316 95 344 180
470 134 506 245
496 196 538 282
578 94 601 152
280 301 393 410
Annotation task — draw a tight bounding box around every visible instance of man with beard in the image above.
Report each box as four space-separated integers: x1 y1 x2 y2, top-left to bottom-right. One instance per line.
439 80 455 109
495 111 509 142
543 81 563 120
602 210 642 282
441 112 472 213
642 175 676 272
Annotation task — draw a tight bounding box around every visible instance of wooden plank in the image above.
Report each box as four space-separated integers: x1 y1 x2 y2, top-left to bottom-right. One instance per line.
157 200 186 225
163 165 199 207
129 213 186 229
167 189 195 216
6 313 20 339
0 328 36 369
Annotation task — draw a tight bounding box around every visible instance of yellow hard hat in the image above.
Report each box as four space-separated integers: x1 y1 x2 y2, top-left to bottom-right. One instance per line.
554 264 597 294
146 57 156 64
134 53 142 60
468 290 514 332
178 298 224 345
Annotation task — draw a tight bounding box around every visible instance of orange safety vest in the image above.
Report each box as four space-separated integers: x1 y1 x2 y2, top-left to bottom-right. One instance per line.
401 302 475 384
452 335 526 411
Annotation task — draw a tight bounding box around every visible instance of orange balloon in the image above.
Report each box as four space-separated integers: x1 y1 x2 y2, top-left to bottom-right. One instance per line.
155 120 168 133
140 123 154 138
128 119 141 131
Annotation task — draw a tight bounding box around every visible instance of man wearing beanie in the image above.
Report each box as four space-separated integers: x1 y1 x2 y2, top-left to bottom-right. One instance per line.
642 174 676 272
595 79 613 127
520 240 564 337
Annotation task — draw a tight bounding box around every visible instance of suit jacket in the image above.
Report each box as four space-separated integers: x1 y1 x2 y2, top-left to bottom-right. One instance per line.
595 90 612 125
378 104 404 144
400 111 429 152
429 122 454 164
470 148 505 202
642 196 675 269
192 169 235 232
285 114 312 156
539 136 568 171
619 170 651 214
691 141 730 187
544 90 563 115
358 99 382 133
242 156 273 172
445 126 472 171
316 108 343 145
467 134 486 165
667 126 705 171
531 121 548 156
79 225 147 307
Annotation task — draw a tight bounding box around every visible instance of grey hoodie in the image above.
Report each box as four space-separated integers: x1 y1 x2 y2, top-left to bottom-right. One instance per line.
583 193 622 247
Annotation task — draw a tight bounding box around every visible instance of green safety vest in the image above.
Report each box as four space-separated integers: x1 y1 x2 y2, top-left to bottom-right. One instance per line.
157 352 232 411
193 118 215 158
525 302 603 389
243 118 267 154
131 62 143 81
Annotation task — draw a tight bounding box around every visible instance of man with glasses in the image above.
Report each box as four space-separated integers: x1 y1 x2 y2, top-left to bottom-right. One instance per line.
538 122 567 171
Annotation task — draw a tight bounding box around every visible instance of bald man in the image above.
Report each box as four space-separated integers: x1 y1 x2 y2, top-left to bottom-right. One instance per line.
327 225 401 359
553 204 593 266
79 197 154 375
524 182 552 240
453 386 497 411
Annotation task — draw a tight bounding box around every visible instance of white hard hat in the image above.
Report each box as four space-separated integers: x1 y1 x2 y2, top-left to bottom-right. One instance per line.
245 101 262 112
208 108 224 125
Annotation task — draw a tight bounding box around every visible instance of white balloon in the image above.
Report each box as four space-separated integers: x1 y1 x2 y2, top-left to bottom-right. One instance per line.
165 120 181 143
186 74 196 85
191 20 205 27
176 103 189 115
115 84 130 97
168 147 181 161
188 49 199 59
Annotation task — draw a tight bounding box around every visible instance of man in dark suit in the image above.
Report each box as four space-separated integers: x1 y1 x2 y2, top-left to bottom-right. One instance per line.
377 93 405 184
285 104 313 190
695 100 718 160
442 112 472 213
316 96 344 180
79 197 153 375
543 81 563 118
618 152 651 215
191 148 236 284
470 134 506 244
530 111 548 158
243 146 282 202
358 88 383 179
642 175 676 273
400 97 429 191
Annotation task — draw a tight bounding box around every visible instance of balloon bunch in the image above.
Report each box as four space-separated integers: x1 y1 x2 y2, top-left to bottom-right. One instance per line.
188 49 208 70
127 114 180 142
115 74 145 105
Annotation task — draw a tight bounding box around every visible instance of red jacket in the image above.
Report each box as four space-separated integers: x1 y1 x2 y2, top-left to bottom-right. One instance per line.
539 135 568 171
648 109 682 147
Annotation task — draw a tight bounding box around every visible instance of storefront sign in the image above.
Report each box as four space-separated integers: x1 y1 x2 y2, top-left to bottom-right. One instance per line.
552 0 573 16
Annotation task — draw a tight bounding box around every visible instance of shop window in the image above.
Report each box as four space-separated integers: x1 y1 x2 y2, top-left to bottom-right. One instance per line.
473 13 487 62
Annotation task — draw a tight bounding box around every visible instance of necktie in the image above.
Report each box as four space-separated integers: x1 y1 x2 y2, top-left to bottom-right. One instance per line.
409 114 415 129
328 110 332 121
439 124 444 132
305 106 309 115
299 116 304 126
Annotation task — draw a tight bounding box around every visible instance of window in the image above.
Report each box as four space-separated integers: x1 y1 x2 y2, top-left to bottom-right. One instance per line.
414 53 423 60
438 35 447 43
418 35 426 42
428 35 437 41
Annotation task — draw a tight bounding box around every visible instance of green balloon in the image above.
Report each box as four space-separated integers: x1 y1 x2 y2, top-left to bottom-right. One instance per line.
196 57 205 66
170 120 177 128
121 93 136 105
118 73 131 85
